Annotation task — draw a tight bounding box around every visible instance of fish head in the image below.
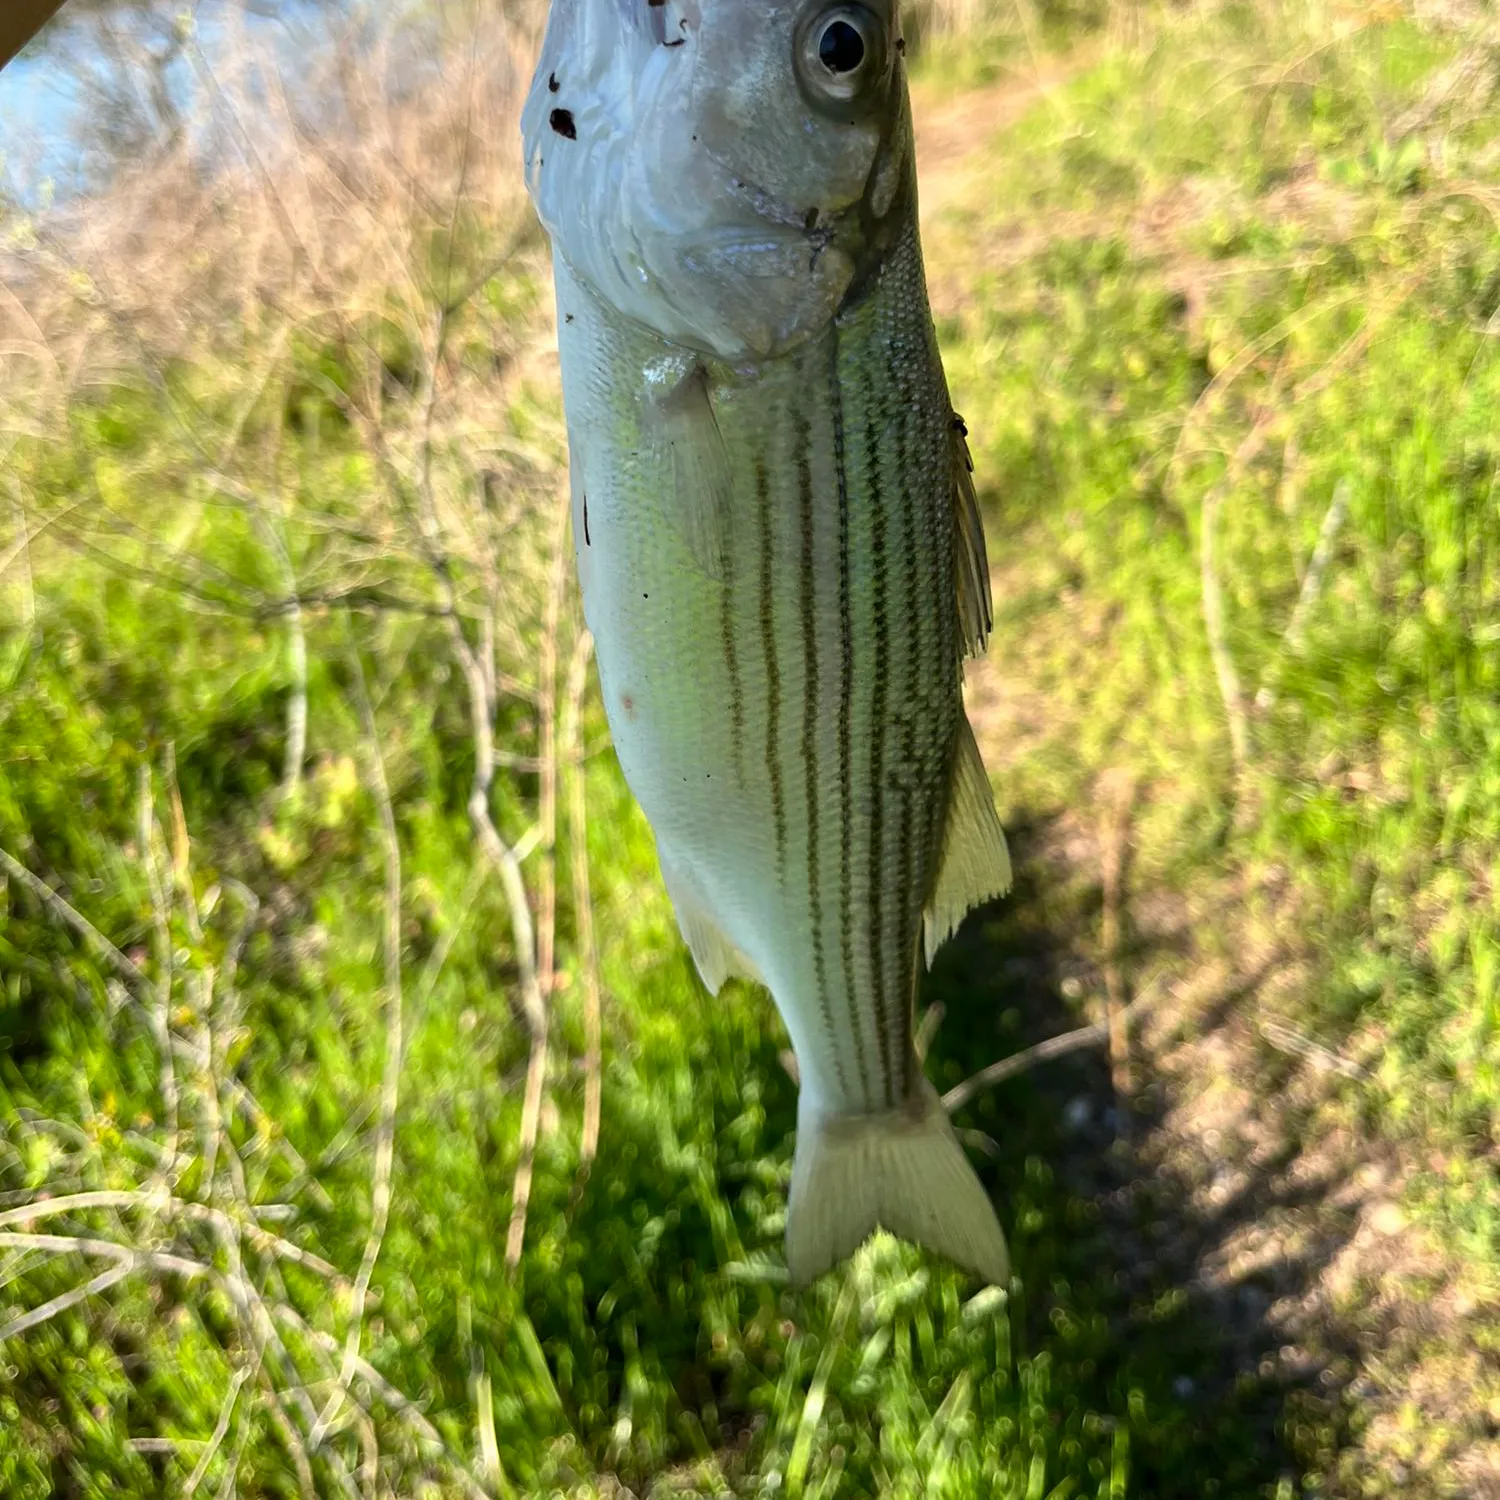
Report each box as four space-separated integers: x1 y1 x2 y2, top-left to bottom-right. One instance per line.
522 0 912 361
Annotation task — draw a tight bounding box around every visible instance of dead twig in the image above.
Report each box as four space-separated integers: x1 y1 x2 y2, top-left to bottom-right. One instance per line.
259 1366 319 1500
1198 418 1275 781
182 1364 253 1497
1262 478 1352 700
0 1230 211 1283
0 1262 131 1342
311 633 406 1448
1259 1017 1368 1081
941 992 1157 1116
505 501 570 1270
915 1002 946 1065
1099 771 1139 1115
563 627 603 1185
273 1302 494 1500
138 769 183 1174
1255 479 1352 712
0 1190 344 1283
0 846 148 994
1166 290 1359 490
0 495 85 584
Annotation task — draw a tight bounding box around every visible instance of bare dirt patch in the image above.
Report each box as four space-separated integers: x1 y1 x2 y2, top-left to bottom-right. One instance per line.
912 59 1082 218
962 560 1500 1492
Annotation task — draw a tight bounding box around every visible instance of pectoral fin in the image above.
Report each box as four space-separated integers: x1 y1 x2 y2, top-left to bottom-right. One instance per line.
646 365 732 580
952 415 992 660
922 715 1012 968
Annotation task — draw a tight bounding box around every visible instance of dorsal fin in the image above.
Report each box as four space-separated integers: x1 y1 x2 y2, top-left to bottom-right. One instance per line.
951 414 992 659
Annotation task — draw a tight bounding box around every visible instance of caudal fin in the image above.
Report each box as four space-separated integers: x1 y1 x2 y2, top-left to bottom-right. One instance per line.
784 1082 1010 1288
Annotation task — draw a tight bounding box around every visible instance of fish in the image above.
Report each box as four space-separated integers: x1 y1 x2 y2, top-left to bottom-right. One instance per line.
521 0 1012 1286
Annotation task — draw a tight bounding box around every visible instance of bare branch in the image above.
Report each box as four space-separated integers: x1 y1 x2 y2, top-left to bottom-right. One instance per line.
1256 479 1352 712
0 1262 130 1342
138 767 183 1172
260 1368 319 1500
273 1302 495 1500
182 1365 253 1498
506 502 570 1270
1259 1017 1368 1081
940 1014 1127 1116
1198 417 1275 781
0 1230 211 1282
0 1190 344 1281
1282 477 1351 657
311 633 406 1448
1098 770 1138 1119
563 628 603 1180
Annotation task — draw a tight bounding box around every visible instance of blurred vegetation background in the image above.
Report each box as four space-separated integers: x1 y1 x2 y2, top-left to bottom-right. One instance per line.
3 0 1500 1495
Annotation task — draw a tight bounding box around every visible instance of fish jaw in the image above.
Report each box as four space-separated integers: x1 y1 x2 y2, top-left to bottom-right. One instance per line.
521 0 909 360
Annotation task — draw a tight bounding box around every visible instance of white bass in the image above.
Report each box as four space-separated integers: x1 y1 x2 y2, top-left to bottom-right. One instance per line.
521 0 1012 1285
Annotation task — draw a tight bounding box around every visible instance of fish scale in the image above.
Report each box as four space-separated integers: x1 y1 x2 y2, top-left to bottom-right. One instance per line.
525 0 1013 1285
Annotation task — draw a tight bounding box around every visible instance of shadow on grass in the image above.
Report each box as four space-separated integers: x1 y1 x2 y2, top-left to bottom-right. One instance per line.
926 809 1357 1498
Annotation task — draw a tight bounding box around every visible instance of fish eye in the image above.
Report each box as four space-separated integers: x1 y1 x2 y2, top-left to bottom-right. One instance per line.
820 19 865 72
795 4 888 111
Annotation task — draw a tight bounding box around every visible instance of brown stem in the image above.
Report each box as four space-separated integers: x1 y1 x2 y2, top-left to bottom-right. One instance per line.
563 628 602 1181
504 501 570 1271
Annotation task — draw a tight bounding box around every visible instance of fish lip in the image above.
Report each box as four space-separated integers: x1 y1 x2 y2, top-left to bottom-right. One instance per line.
710 156 878 255
716 166 818 237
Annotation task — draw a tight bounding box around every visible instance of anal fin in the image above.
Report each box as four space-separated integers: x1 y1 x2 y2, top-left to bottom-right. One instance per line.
659 854 760 994
923 715 1012 968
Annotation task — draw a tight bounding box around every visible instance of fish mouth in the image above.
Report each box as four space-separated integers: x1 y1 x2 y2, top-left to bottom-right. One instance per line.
721 169 825 238
702 98 907 237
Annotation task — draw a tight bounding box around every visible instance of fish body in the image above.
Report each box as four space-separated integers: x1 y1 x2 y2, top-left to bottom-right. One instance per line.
523 0 1012 1285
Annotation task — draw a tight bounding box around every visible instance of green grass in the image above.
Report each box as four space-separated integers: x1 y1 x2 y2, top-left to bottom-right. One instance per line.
4 2 1500 1495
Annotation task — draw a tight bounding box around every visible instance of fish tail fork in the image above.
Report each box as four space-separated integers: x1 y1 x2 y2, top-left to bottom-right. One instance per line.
785 1078 1009 1287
